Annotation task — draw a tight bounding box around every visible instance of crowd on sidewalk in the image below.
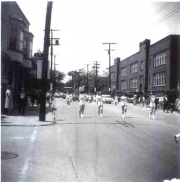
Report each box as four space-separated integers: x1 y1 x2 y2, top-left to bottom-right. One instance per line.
3 85 54 117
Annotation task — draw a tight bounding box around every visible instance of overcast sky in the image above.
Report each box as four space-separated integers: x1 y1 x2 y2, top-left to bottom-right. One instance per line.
16 0 180 80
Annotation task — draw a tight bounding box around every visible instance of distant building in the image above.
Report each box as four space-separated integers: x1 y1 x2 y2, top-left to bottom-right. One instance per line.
111 35 180 98
1 2 34 112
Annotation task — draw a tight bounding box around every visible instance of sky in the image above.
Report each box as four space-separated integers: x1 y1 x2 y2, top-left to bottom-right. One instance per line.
15 0 180 81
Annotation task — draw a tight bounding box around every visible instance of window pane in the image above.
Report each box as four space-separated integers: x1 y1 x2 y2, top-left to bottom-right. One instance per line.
9 27 17 50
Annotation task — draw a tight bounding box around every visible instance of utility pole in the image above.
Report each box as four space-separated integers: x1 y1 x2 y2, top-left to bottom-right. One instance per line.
39 2 53 121
93 61 100 94
102 42 117 93
53 55 56 83
50 29 60 91
53 55 59 91
84 64 92 93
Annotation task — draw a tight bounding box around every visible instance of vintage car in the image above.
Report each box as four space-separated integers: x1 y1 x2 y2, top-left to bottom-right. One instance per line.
102 94 113 104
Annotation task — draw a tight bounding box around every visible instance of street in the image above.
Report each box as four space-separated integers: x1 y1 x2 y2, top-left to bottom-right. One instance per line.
1 98 180 182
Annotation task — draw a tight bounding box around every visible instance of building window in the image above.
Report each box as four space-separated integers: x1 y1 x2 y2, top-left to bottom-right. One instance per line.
29 41 32 58
19 30 24 51
9 27 18 50
153 52 166 67
121 80 126 89
23 39 28 58
130 78 137 88
140 61 143 70
153 72 166 86
130 62 138 74
121 67 127 76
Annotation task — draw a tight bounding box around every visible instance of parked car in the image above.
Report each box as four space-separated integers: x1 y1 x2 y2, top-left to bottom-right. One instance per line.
127 97 134 103
102 94 113 104
53 92 60 98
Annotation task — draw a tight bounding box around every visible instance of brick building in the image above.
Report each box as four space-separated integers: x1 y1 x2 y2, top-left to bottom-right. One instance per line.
111 35 180 98
1 2 34 113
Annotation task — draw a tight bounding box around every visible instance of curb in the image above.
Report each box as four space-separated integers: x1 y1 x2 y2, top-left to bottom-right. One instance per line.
1 102 56 127
1 122 56 127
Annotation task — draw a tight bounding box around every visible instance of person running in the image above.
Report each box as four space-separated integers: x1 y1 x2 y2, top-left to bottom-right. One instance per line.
120 94 127 118
96 91 104 117
78 92 86 118
149 92 156 119
174 133 180 143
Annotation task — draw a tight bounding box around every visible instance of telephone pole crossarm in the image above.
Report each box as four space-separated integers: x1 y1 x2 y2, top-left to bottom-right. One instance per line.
102 42 117 93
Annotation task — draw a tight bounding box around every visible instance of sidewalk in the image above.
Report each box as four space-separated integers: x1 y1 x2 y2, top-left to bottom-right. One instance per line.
1 104 56 126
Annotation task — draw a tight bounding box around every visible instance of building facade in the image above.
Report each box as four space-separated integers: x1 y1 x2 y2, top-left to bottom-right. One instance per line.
1 2 34 113
111 35 180 98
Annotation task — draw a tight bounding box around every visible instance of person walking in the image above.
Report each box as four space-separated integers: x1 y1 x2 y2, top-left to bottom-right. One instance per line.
138 96 142 108
31 88 36 107
176 99 180 114
174 133 180 143
163 95 168 113
46 91 51 107
96 91 104 117
19 87 27 115
66 92 71 107
4 85 13 115
149 92 156 119
120 94 127 118
155 97 159 111
142 96 145 108
78 92 86 118
114 95 118 106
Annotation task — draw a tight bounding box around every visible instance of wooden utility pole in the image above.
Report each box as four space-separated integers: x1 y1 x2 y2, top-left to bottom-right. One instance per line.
50 29 60 91
84 64 92 93
39 1 53 121
102 42 117 93
93 61 100 94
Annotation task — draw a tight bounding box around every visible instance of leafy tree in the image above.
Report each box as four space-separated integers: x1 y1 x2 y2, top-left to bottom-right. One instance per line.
67 70 86 91
52 70 65 91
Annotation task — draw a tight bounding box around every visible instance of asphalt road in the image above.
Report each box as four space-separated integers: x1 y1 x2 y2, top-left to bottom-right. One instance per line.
1 98 180 182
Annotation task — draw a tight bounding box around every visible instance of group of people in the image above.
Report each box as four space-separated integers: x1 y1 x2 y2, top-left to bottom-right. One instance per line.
78 91 105 118
4 86 27 116
65 91 128 118
4 85 54 116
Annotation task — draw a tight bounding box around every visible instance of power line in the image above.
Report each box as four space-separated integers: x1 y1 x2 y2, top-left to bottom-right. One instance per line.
154 6 180 25
149 2 171 19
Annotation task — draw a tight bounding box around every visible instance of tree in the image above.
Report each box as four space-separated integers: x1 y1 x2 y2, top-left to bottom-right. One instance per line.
67 70 85 91
53 70 65 91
